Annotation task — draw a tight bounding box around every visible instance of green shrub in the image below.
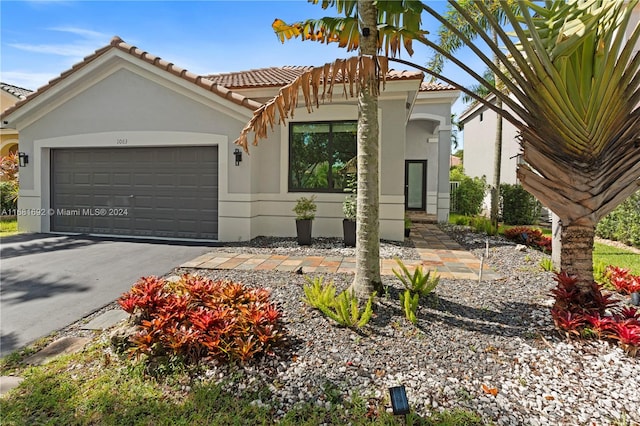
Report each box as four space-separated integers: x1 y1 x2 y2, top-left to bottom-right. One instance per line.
399 290 419 324
596 190 640 248
451 175 488 216
393 259 439 324
342 172 357 220
293 195 317 220
470 216 498 236
539 257 555 272
392 258 440 297
449 164 464 181
302 276 375 329
593 261 610 286
303 276 337 308
0 181 18 213
500 183 542 225
449 213 472 226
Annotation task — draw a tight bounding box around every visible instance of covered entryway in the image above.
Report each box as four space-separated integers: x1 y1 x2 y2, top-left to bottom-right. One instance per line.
50 146 218 239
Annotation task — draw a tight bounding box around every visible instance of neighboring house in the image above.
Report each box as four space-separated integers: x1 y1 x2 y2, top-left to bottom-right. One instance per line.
0 36 459 242
459 1 640 211
458 97 521 186
1 82 32 156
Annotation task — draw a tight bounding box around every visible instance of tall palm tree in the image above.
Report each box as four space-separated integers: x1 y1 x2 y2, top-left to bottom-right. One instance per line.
236 0 424 299
428 0 520 229
238 0 640 301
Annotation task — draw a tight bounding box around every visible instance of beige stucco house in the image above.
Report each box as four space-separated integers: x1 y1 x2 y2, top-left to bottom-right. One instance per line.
1 36 459 242
1 82 32 157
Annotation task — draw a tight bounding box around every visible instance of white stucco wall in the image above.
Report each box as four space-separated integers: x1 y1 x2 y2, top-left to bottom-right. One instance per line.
8 46 460 242
10 61 412 242
461 102 521 185
407 96 457 221
246 99 406 242
10 60 268 240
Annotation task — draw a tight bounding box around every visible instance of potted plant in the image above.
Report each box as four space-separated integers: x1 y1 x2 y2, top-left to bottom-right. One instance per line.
404 215 412 238
293 195 316 245
342 173 357 247
342 193 356 247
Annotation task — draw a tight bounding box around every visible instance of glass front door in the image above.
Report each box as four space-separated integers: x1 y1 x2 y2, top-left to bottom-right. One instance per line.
405 160 426 210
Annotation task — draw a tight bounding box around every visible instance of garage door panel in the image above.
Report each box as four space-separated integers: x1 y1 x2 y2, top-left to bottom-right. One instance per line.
133 173 155 186
51 146 218 239
93 173 111 185
111 173 132 186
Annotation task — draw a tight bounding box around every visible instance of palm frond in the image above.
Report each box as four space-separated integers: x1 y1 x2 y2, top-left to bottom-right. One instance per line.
273 1 426 57
234 55 389 151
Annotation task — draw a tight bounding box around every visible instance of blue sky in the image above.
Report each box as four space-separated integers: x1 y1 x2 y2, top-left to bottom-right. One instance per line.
0 0 483 119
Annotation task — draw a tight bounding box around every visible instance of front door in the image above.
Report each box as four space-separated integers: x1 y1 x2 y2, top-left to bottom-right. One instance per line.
405 160 427 210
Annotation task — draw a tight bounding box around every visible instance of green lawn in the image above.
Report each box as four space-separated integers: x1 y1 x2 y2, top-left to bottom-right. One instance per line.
457 218 638 274
593 242 640 275
0 341 483 426
0 217 20 236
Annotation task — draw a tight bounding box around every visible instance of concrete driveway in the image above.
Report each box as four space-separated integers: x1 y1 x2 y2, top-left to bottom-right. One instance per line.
0 234 213 356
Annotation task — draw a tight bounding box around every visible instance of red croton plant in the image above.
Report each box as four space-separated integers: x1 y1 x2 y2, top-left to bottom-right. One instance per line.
118 274 286 364
504 226 552 253
550 272 640 357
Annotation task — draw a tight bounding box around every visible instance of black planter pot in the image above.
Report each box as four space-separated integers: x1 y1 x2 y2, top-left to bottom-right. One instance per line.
343 219 356 247
295 219 313 245
404 228 411 238
632 292 640 306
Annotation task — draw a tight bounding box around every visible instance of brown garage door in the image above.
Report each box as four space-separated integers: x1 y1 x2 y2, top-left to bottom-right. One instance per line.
51 146 218 239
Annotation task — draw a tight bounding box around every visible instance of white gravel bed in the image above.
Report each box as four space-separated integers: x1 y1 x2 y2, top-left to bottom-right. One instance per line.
218 236 420 259
58 230 640 425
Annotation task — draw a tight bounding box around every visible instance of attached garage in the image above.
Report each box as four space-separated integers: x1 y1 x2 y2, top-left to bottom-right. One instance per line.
51 146 218 239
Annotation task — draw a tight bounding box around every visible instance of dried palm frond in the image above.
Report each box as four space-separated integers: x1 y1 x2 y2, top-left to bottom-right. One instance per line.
234 55 390 152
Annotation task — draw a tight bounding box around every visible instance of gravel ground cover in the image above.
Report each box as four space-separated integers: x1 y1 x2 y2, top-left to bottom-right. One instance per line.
59 227 640 425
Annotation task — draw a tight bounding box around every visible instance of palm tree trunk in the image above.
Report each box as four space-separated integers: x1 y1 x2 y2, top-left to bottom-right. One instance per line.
352 0 382 299
490 99 503 226
490 30 502 228
560 220 597 294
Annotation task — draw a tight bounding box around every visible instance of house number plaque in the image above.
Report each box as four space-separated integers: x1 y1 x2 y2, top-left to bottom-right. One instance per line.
116 138 128 144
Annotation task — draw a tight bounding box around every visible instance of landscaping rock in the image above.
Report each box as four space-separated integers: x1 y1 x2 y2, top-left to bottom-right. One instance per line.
47 228 640 425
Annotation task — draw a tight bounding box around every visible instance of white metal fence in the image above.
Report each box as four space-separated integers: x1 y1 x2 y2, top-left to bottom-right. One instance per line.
450 181 460 213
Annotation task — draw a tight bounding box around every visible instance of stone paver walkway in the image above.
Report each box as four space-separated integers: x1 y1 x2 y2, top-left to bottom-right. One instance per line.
182 223 500 281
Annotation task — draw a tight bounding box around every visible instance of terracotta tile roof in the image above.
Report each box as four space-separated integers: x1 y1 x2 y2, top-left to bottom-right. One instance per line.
1 82 33 100
1 36 262 120
419 81 457 92
205 66 311 89
206 66 424 89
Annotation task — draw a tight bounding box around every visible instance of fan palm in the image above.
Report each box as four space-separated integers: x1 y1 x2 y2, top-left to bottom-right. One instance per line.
414 0 640 294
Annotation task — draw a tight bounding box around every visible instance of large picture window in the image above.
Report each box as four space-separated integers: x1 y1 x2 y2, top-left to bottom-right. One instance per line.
289 121 357 192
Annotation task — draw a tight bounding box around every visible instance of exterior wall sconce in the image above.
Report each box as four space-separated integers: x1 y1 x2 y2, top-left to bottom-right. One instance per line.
389 385 410 416
233 148 242 166
18 152 29 167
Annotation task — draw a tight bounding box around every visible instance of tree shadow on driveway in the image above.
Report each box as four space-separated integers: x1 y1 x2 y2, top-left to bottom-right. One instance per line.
0 234 103 259
0 269 90 305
